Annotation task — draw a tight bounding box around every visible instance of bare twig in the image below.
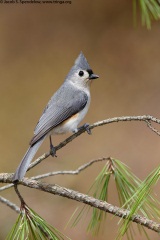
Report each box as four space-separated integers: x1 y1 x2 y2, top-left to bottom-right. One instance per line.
0 175 159 233
0 195 20 213
32 157 109 180
0 183 13 192
0 158 108 191
145 120 160 136
0 158 109 211
27 152 50 172
14 184 26 208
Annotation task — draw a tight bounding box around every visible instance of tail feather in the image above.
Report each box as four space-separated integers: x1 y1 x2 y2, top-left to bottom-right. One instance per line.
13 137 45 182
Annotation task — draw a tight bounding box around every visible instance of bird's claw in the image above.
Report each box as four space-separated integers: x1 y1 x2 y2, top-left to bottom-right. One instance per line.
49 136 57 157
50 145 57 157
77 123 92 135
83 123 92 135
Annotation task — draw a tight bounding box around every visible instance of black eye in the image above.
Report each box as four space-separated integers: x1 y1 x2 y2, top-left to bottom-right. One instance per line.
78 71 84 77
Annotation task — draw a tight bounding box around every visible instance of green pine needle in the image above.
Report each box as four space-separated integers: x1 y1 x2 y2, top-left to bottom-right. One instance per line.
118 165 160 238
87 163 111 235
69 161 112 234
69 158 160 240
133 0 160 29
113 159 158 240
6 204 71 240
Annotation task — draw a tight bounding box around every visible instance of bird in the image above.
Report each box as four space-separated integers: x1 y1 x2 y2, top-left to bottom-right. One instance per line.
13 52 99 182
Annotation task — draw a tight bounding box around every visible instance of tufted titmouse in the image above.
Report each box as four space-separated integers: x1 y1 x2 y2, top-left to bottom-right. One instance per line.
13 52 99 182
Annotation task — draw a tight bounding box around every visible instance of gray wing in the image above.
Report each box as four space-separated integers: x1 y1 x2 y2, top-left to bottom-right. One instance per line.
30 85 88 146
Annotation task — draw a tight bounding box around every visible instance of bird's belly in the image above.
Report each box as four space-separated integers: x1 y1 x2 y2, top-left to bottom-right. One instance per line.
52 113 79 134
51 99 90 135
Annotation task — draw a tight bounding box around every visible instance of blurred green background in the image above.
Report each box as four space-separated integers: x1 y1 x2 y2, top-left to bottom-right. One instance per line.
0 1 160 239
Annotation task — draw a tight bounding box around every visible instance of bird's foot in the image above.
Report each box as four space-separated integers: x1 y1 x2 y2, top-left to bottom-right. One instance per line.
50 145 57 157
49 136 57 157
77 123 92 135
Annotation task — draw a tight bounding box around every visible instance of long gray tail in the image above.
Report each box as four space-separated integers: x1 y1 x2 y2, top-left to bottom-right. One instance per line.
13 137 45 182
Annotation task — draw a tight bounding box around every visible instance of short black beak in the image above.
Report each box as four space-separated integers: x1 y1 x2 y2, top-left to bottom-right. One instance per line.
89 73 99 80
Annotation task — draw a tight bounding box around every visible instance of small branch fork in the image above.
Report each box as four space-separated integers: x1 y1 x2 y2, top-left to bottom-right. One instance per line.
1 115 160 233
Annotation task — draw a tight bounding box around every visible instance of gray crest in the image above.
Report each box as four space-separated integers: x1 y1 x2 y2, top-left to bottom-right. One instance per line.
65 52 91 81
74 51 91 70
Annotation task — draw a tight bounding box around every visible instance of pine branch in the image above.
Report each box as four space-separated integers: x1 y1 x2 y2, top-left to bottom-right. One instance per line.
0 174 160 233
1 115 160 236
